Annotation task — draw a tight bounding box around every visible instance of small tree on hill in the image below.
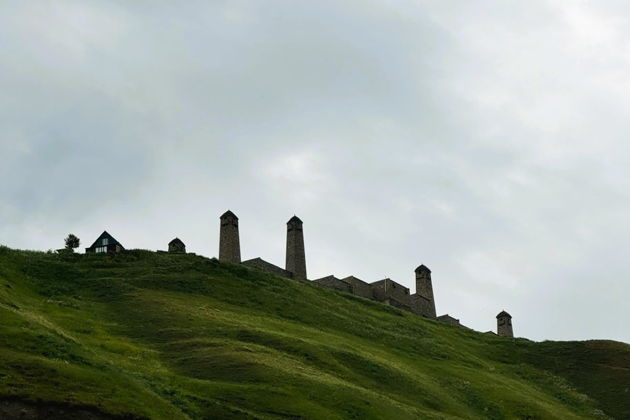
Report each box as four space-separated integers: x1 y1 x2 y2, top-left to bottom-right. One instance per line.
64 234 80 252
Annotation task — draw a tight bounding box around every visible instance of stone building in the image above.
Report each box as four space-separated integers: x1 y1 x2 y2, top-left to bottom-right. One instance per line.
286 216 307 280
437 314 462 327
342 276 372 299
411 294 434 318
219 210 241 263
85 231 124 254
313 275 352 293
168 238 186 253
310 268 438 317
213 210 520 334
370 278 413 312
412 265 436 318
496 311 514 337
242 257 293 278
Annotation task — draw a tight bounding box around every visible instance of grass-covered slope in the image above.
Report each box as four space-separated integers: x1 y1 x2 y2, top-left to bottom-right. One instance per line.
0 247 628 419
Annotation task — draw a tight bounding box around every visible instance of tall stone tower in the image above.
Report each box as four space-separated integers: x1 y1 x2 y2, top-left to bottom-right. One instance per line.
496 311 514 337
219 210 241 263
415 265 436 318
286 215 307 280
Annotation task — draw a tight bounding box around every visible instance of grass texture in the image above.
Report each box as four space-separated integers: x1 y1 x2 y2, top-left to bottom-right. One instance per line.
0 246 628 419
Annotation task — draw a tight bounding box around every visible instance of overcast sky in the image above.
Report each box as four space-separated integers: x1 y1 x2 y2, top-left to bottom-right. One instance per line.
1 1 629 343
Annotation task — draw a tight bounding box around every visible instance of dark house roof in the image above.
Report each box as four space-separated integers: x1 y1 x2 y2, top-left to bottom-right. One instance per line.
88 231 122 249
169 237 185 246
496 310 512 319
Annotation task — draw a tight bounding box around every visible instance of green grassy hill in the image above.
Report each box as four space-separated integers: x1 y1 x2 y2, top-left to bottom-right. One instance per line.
0 247 628 419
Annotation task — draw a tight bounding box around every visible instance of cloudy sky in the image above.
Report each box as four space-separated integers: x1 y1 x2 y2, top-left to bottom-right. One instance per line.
1 1 629 343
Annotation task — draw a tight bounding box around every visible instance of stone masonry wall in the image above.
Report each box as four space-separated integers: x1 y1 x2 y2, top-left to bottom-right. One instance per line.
286 216 307 279
242 258 293 279
497 313 514 337
415 266 436 318
313 276 352 293
384 297 414 312
437 314 461 327
411 294 435 318
168 239 186 253
219 211 241 263
371 279 411 305
342 276 373 299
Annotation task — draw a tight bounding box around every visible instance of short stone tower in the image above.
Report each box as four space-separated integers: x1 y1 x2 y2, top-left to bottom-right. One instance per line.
168 238 186 253
496 311 514 337
219 210 241 263
286 215 307 280
415 265 436 318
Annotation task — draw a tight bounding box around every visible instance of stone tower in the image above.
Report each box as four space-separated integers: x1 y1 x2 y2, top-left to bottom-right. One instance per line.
415 265 436 318
219 210 241 263
285 215 307 280
496 311 514 337
168 238 186 253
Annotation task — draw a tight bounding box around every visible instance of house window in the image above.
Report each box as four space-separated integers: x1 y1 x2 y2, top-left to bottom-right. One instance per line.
102 238 109 246
95 246 107 253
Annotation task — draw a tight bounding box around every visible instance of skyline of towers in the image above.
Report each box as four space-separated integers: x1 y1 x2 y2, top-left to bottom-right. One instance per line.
218 211 308 280
216 209 512 335
286 215 307 280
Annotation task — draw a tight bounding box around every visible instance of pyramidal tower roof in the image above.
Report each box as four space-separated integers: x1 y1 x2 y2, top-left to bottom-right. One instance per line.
287 215 303 224
415 264 431 273
496 310 512 319
221 210 238 219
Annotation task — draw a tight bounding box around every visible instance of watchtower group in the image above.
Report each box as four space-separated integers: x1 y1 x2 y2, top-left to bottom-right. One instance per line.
217 211 307 280
213 210 515 335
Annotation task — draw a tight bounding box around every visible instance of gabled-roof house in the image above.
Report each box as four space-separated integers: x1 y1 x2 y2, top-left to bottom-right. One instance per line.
85 231 124 254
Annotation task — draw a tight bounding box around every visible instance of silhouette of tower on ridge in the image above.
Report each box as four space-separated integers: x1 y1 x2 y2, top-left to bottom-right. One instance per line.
496 311 514 337
219 210 241 263
286 215 307 280
415 265 436 318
